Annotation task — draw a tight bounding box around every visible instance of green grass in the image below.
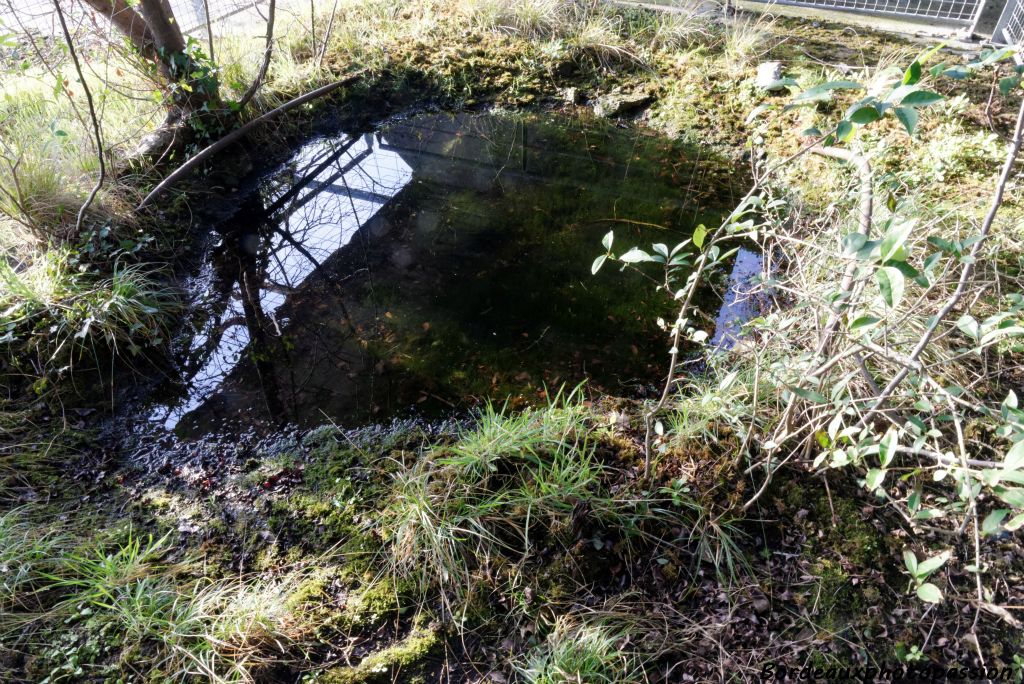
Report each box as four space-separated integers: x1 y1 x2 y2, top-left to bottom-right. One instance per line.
0 507 67 614
0 512 323 683
382 389 603 602
515 617 646 683
0 252 179 378
380 386 722 617
0 66 156 243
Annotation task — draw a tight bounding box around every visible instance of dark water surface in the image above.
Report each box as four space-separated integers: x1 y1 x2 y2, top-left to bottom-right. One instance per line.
147 110 746 438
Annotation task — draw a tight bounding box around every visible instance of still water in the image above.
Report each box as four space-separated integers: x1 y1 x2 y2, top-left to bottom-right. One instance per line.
148 110 750 437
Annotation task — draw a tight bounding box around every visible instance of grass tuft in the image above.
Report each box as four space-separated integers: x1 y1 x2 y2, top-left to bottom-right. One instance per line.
515 617 646 683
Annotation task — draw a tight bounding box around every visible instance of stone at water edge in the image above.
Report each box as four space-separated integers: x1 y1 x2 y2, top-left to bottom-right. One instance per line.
593 88 655 118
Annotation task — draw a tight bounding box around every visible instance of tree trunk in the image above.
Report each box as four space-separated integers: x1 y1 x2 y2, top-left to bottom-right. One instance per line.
81 0 223 157
137 0 185 55
80 0 156 59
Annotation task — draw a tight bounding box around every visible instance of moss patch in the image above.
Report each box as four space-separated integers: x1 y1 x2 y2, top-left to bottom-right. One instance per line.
318 623 440 684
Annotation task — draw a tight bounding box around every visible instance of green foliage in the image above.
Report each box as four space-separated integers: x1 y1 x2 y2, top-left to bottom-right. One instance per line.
0 252 179 376
759 48 1024 611
2 514 319 683
595 40 1024 619
0 507 67 612
903 549 950 603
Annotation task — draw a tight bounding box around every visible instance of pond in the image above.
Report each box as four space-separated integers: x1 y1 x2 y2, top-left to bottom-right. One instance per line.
145 109 750 438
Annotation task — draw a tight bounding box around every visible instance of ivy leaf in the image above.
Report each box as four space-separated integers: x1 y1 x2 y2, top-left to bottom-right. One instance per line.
619 248 652 264
876 267 905 309
693 224 707 249
903 61 922 85
916 582 943 603
894 106 919 136
900 90 944 108
982 509 1009 535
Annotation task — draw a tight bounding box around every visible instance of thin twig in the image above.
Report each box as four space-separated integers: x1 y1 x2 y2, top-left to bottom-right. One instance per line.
202 0 215 61
315 0 340 70
855 95 1024 430
53 0 106 234
640 133 832 475
236 0 276 111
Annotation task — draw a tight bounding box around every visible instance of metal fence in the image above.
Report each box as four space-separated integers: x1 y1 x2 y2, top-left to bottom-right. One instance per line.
4 0 1023 50
994 0 1024 44
0 0 271 38
745 0 983 24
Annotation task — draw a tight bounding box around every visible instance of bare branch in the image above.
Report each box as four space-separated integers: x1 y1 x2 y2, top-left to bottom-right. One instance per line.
855 95 1024 428
79 0 156 58
236 0 276 111
53 0 106 235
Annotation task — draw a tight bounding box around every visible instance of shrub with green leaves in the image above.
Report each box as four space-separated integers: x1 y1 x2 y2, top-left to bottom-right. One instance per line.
595 43 1024 626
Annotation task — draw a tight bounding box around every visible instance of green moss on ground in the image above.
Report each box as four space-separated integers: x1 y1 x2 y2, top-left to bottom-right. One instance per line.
318 622 440 684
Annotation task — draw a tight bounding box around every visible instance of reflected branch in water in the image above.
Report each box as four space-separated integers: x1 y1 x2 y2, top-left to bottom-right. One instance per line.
239 258 287 423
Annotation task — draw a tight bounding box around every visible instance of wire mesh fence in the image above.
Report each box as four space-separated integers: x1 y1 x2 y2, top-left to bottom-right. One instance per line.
3 0 1019 70
0 0 275 38
742 0 983 23
994 0 1024 44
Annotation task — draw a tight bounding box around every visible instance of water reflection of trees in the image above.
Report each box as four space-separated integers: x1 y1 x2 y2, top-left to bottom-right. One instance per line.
167 133 411 432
